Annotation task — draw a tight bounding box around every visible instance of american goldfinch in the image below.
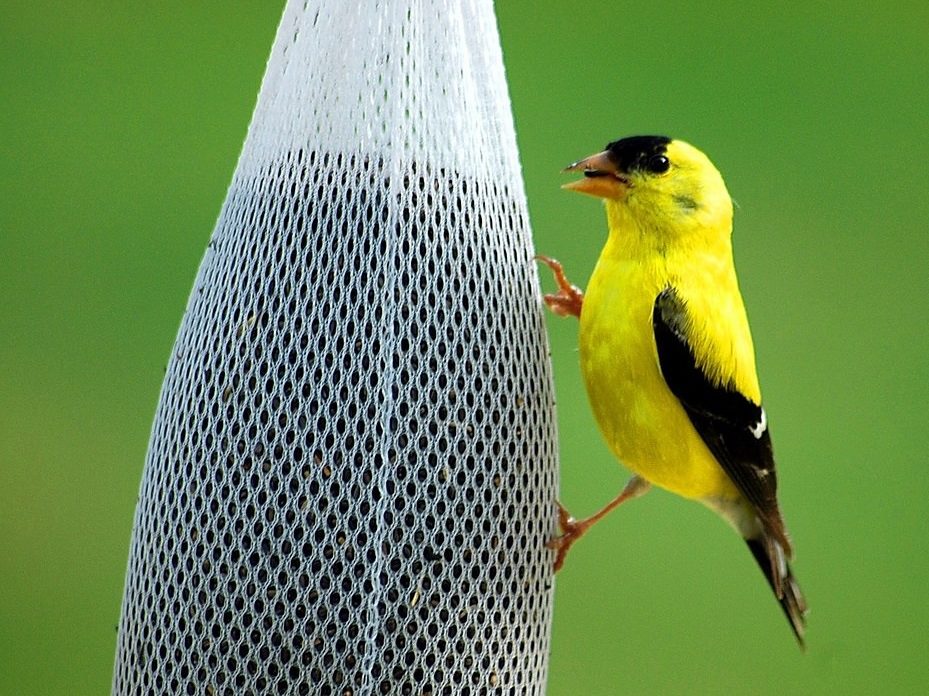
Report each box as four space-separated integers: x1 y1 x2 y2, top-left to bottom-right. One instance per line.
539 135 807 645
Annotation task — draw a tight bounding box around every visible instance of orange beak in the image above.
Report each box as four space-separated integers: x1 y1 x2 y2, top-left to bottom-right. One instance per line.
561 150 629 199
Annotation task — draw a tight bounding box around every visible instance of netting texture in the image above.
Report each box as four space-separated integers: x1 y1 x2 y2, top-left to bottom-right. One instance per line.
113 1 558 695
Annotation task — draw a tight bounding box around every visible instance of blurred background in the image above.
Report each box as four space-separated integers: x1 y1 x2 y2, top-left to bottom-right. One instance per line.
2 1 927 693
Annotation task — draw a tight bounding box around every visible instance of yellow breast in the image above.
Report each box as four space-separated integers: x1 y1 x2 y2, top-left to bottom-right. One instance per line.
578 251 745 502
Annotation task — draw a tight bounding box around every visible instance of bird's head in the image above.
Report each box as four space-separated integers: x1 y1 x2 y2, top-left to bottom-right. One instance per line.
563 136 733 242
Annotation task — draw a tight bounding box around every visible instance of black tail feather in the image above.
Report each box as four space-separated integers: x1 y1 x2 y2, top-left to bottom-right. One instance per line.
746 536 808 648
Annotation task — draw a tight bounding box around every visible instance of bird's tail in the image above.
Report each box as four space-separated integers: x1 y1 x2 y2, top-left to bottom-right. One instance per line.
746 533 808 648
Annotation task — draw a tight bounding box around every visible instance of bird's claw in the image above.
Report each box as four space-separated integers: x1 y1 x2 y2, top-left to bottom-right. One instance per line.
535 254 584 318
546 500 586 572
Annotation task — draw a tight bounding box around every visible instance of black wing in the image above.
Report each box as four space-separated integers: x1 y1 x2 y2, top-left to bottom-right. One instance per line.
652 287 788 547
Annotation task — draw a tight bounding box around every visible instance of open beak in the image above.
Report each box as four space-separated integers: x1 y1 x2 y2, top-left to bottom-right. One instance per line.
561 150 629 199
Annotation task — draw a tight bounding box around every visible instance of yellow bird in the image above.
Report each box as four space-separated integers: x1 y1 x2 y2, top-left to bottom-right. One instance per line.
538 135 807 645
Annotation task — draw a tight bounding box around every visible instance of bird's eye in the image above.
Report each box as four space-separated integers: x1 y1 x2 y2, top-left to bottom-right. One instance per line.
647 154 670 173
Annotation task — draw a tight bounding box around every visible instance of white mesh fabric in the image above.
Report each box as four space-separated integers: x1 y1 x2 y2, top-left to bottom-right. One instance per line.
113 1 558 694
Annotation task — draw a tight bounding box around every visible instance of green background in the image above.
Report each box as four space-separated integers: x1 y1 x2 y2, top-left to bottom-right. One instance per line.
3 1 928 693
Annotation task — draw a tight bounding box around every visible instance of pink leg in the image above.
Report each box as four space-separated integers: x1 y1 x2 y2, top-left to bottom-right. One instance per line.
548 476 651 572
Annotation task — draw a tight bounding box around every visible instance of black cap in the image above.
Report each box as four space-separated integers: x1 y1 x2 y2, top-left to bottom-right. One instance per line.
605 135 672 174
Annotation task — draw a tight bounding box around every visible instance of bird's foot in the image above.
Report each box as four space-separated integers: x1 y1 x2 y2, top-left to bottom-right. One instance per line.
546 501 591 572
546 477 651 572
535 254 584 318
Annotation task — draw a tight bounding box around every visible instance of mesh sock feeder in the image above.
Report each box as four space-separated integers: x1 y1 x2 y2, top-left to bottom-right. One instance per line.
113 2 559 693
